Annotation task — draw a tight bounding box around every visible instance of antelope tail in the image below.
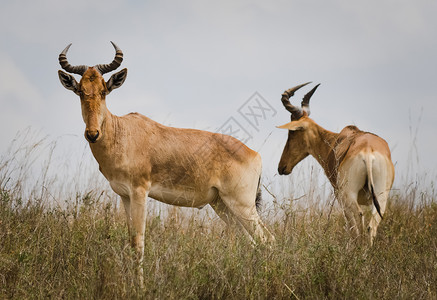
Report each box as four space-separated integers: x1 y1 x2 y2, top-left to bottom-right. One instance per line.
365 155 383 219
255 176 262 213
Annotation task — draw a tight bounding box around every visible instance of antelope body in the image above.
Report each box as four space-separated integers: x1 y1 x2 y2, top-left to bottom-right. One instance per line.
57 42 274 286
277 83 394 245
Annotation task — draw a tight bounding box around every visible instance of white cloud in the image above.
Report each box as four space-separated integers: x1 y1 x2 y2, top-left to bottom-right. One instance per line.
0 53 42 108
0 53 45 152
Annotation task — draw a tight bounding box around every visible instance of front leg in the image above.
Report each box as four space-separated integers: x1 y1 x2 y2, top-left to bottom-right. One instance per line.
129 185 149 289
121 196 132 240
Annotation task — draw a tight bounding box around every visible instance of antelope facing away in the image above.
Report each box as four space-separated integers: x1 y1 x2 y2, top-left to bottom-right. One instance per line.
277 82 394 245
57 42 275 285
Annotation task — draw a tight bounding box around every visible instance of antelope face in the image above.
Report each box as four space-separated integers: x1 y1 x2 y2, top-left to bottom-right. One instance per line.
277 83 320 175
277 118 311 175
57 42 128 143
77 68 108 143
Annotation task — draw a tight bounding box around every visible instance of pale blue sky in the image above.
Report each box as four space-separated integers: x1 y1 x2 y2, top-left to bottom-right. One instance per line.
1 0 436 197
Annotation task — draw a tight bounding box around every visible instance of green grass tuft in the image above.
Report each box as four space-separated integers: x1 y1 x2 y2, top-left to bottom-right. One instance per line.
1 135 436 299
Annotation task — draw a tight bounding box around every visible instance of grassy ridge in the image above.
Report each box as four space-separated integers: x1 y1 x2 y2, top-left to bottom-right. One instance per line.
1 135 436 299
1 186 436 299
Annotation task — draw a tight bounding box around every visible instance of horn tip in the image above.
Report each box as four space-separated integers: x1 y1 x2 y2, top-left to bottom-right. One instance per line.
110 41 121 51
301 82 312 89
60 43 73 55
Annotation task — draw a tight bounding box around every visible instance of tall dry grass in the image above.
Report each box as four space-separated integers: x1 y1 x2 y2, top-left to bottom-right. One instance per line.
1 132 436 299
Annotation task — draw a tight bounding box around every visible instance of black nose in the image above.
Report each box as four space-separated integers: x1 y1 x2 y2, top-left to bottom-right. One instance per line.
86 130 99 143
278 165 289 175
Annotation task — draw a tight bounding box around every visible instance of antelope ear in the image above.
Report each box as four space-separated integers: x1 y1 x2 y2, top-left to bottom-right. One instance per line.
106 68 127 93
276 121 306 131
58 70 79 95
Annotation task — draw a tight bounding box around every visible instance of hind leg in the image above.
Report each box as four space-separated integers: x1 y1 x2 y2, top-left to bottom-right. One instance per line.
339 192 361 239
218 192 275 245
337 160 367 241
368 188 388 245
357 188 375 242
210 197 239 227
367 158 394 245
357 187 383 246
337 183 364 241
209 197 253 241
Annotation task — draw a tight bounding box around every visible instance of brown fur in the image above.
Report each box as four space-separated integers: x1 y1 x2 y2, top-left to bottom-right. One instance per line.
59 65 275 287
278 113 394 245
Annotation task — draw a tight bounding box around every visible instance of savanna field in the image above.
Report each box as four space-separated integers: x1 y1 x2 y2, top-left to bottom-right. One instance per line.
1 133 436 299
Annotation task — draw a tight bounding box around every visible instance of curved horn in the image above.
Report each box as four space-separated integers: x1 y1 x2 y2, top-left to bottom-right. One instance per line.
301 83 320 116
281 82 311 117
94 41 123 75
58 43 88 75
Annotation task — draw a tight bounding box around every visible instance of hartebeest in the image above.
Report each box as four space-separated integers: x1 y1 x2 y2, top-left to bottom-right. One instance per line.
58 42 274 285
277 82 394 245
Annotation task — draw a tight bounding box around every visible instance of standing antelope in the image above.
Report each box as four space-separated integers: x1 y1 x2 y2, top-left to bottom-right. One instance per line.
57 42 274 285
277 82 394 245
